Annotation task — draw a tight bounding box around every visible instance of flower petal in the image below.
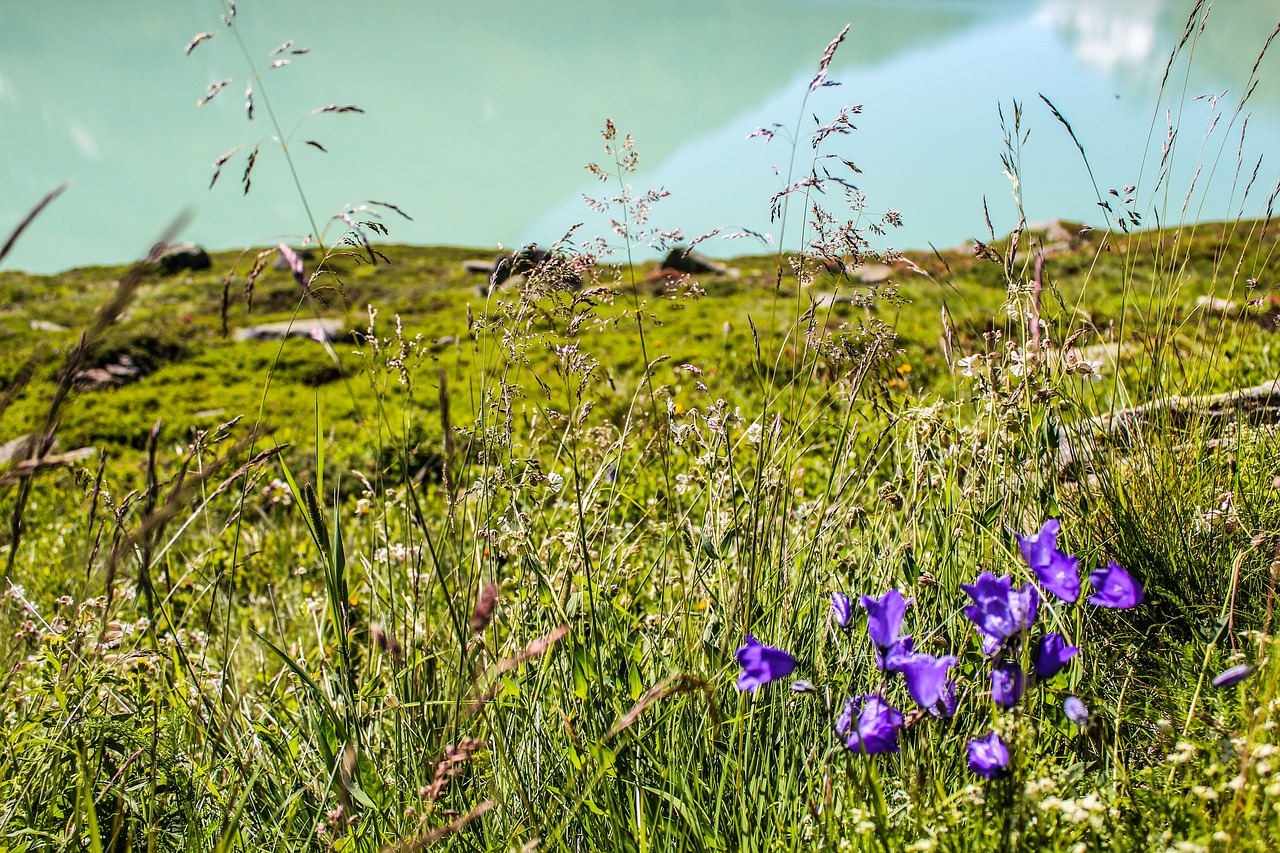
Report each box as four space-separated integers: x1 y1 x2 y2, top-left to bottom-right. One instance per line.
734 635 797 692
1087 562 1144 609
967 731 1010 778
831 592 853 629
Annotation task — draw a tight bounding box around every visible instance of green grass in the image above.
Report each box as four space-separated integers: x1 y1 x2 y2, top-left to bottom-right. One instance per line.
0 216 1278 850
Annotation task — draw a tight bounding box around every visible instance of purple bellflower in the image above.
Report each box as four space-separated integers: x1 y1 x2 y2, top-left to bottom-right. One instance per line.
1064 696 1089 726
1017 519 1083 603
1212 664 1256 689
860 589 908 651
962 572 1039 654
1011 582 1039 630
831 592 853 629
1036 549 1082 604
967 731 1010 778
735 635 797 692
836 694 904 755
1087 562 1144 609
990 663 1026 708
1016 519 1060 570
1034 633 1079 679
876 636 916 672
898 652 959 714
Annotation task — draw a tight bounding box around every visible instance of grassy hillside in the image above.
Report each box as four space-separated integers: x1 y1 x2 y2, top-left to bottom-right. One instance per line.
3 217 1276 479
0 213 1278 850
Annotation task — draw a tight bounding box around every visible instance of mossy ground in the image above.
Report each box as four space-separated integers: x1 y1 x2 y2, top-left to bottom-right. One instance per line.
3 220 1276 479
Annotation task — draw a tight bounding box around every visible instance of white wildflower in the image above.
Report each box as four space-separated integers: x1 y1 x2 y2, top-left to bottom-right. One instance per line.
1167 741 1197 764
956 354 982 377
1006 350 1027 377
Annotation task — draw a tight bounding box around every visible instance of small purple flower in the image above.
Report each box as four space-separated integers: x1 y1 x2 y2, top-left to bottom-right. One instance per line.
860 589 908 651
990 663 1025 708
1016 519 1060 570
967 731 1010 778
791 680 816 693
1064 696 1089 726
962 573 1038 653
1011 582 1039 630
1034 633 1079 679
962 571 1011 610
1035 549 1082 604
735 635 797 692
1087 562 1144 609
962 573 1016 649
836 694 904 755
876 636 916 672
899 652 959 714
1212 664 1256 689
831 592 853 629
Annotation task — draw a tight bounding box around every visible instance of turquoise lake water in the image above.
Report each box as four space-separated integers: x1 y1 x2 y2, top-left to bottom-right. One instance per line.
3 1 1280 272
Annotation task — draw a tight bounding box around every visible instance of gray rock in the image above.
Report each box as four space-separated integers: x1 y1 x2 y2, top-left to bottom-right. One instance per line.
29 320 70 333
812 292 853 309
233 318 347 343
0 434 57 464
0 442 97 475
855 264 894 284
154 242 211 275
462 260 495 275
1028 220 1076 244
1197 295 1241 315
73 355 141 391
483 246 581 295
490 246 552 289
661 247 729 277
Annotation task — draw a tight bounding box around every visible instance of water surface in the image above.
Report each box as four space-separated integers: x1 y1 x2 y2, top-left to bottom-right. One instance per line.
3 1 1280 272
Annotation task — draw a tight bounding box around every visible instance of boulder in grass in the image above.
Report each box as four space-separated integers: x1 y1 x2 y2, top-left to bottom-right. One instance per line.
855 264 895 284
154 242 211 275
1197 295 1241 316
73 355 143 391
483 245 582 295
0 434 56 465
29 319 70 333
661 247 729 277
233 318 347 343
462 259 496 275
812 292 853 309
489 246 552 290
1028 220 1076 245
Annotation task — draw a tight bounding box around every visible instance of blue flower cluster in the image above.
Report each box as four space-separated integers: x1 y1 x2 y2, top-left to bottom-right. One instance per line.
734 519 1145 778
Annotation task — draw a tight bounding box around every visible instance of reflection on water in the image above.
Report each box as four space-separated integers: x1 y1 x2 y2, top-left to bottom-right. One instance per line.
1038 0 1161 74
1 0 1278 272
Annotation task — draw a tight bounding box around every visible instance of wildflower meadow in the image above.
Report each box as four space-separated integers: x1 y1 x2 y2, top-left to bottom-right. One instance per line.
2 2 1280 850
